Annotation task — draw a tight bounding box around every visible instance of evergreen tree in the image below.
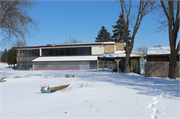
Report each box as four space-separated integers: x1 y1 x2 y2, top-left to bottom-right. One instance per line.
112 14 131 43
7 49 16 67
1 49 8 62
95 26 112 42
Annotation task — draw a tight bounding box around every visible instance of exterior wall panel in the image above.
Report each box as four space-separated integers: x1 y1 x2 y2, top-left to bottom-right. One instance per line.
116 42 124 51
92 45 103 55
145 61 180 78
104 45 115 54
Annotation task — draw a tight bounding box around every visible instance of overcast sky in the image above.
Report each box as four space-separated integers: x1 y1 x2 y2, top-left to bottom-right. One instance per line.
1 1 179 51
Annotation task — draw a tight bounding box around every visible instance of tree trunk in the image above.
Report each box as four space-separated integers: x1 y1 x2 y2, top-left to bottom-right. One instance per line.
168 50 177 79
124 52 130 73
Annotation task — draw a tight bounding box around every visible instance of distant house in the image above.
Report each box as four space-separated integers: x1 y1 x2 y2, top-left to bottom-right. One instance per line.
145 46 179 77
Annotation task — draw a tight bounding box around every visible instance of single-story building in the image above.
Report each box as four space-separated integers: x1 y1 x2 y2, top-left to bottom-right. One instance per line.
145 46 179 77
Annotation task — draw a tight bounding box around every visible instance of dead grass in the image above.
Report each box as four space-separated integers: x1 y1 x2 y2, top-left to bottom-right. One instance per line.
54 75 61 77
65 74 69 78
79 83 93 88
1 77 7 80
43 76 48 78
65 74 75 78
0 79 6 83
24 75 31 77
15 75 22 78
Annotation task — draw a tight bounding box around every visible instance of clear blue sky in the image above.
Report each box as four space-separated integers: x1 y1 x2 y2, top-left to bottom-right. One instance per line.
1 1 179 51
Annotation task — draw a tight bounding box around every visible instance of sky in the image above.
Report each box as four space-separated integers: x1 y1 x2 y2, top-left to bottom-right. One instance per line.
0 1 179 51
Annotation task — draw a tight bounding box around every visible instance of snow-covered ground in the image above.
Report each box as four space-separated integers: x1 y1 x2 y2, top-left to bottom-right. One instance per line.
0 63 180 119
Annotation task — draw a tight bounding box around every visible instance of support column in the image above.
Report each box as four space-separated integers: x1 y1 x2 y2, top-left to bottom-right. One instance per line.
102 60 106 71
97 59 101 72
111 61 113 71
39 48 42 56
108 61 109 72
115 59 121 73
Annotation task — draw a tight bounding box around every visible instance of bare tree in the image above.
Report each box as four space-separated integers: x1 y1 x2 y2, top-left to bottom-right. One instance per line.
137 46 147 56
120 0 157 73
12 40 27 47
64 38 81 44
159 1 179 79
0 1 38 45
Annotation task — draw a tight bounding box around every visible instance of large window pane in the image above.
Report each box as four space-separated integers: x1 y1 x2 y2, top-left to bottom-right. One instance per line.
59 48 65 56
30 50 33 57
35 50 39 57
72 48 78 55
49 62 64 68
27 62 29 68
85 47 91 55
27 50 29 57
42 49 51 56
23 50 26 57
52 49 58 56
20 63 23 68
20 51 23 57
18 51 20 57
79 47 85 55
66 48 71 55
79 47 91 55
34 62 48 68
64 62 79 68
23 62 26 68
90 61 97 68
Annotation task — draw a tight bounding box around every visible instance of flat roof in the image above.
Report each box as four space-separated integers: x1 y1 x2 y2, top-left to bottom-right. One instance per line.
98 51 141 58
13 42 118 50
32 56 98 62
147 47 170 55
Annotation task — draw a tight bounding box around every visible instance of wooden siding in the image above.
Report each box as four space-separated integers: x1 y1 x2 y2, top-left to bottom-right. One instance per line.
145 61 180 78
104 44 115 54
116 42 124 51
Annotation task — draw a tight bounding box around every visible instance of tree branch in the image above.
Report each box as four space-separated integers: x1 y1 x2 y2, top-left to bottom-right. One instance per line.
161 1 169 20
175 40 180 55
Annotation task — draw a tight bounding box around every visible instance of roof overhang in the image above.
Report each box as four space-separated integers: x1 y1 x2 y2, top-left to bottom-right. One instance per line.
32 56 98 62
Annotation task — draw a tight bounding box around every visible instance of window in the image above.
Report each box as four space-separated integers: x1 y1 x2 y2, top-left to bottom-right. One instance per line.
23 50 26 57
41 47 91 56
18 51 20 57
20 50 23 57
23 62 26 68
72 48 78 55
66 48 71 55
27 62 29 68
52 49 58 56
42 49 51 56
79 47 91 55
30 50 33 56
59 48 65 55
27 50 29 57
33 50 39 57
85 47 91 55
